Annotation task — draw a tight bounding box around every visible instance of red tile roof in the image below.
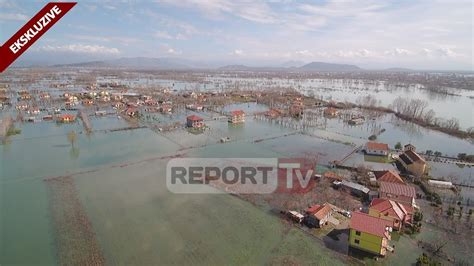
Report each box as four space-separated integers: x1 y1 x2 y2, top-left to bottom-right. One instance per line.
374 170 405 184
231 110 245 116
187 115 203 121
324 107 338 114
369 198 406 220
60 114 76 120
306 203 334 220
306 204 322 214
313 204 334 220
379 182 416 198
367 142 389 151
350 211 393 238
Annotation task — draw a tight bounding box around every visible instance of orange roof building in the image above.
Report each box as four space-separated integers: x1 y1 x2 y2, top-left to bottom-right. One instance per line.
229 110 245 124
365 142 390 156
373 170 405 184
186 115 204 128
324 107 339 116
57 114 76 123
304 203 335 228
369 198 411 230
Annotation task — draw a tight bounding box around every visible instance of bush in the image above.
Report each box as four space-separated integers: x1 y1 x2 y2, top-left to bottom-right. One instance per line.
6 127 21 136
414 211 423 222
395 142 402 150
417 253 440 266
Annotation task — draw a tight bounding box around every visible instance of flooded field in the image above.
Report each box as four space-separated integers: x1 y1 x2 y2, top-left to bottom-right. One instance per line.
1 114 354 264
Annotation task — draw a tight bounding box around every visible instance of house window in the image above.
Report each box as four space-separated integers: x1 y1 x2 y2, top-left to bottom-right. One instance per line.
355 239 360 244
355 231 361 236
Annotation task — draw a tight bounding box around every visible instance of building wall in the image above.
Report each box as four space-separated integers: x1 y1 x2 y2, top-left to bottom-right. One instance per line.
349 229 384 255
367 149 388 156
407 162 426 177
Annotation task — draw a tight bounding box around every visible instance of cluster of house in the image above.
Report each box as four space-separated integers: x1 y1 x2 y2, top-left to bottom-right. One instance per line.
288 144 426 257
329 168 417 256
324 107 339 117
0 88 9 108
186 109 246 130
364 142 427 178
349 171 417 256
288 97 304 118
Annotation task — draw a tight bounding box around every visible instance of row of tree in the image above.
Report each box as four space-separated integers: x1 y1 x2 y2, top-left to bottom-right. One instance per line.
355 95 473 138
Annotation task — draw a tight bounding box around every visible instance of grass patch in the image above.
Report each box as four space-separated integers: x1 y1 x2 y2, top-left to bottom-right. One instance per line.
391 231 401 241
364 155 392 163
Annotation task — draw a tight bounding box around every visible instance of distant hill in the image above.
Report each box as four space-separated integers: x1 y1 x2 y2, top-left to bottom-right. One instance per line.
217 65 286 71
57 58 364 72
280 60 306 68
299 62 361 71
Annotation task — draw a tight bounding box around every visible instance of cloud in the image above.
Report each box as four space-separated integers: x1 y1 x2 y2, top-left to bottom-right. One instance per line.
154 31 187 40
69 34 141 46
384 48 413 56
157 0 277 24
37 44 120 55
167 48 182 55
295 50 313 57
334 49 375 58
0 13 28 21
422 47 460 58
231 49 244 56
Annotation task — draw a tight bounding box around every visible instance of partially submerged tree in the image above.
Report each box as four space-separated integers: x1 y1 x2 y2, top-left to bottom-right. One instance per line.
67 130 77 148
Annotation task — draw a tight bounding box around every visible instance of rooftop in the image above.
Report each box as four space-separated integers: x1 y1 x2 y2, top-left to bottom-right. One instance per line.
350 211 393 238
341 180 370 194
379 181 416 198
187 115 203 121
374 170 405 184
231 110 245 116
367 142 389 151
369 198 407 220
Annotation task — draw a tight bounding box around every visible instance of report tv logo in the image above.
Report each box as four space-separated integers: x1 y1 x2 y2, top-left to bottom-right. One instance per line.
166 158 317 194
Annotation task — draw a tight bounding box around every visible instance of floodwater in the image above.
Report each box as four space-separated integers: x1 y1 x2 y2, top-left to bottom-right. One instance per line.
1 101 473 264
88 74 474 129
1 113 350 265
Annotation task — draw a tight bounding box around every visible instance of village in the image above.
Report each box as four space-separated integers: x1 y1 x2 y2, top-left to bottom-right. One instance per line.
0 68 473 265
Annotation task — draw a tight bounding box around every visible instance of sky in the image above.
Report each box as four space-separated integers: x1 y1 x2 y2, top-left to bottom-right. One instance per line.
0 0 472 70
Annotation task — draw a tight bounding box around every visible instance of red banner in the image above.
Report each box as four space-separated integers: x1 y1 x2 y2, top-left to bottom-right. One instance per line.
0 2 76 72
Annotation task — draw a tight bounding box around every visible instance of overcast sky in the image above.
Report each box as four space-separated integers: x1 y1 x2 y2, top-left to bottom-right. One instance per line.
1 0 472 70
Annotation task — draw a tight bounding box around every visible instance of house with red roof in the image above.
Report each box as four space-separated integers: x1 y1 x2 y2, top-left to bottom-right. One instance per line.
365 142 390 156
369 198 412 230
228 110 245 124
264 108 281 118
125 107 139 117
323 107 339 117
304 203 335 228
57 114 76 123
379 181 417 207
186 115 204 128
349 211 393 256
373 170 405 184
